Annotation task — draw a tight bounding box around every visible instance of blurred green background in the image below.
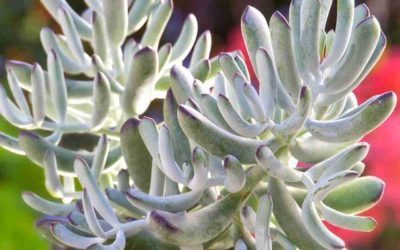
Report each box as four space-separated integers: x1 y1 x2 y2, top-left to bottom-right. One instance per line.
0 0 400 249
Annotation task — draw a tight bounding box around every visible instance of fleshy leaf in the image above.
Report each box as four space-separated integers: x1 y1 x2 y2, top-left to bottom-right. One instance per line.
120 118 152 192
74 158 119 226
177 104 277 164
122 47 158 116
126 188 203 212
306 92 396 142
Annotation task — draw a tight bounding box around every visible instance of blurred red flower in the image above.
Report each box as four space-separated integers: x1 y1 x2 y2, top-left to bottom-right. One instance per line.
224 26 400 247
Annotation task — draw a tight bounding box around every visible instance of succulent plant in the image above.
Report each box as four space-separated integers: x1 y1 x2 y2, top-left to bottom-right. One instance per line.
0 0 396 249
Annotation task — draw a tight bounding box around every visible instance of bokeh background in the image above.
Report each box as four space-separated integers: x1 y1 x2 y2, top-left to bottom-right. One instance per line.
0 0 400 249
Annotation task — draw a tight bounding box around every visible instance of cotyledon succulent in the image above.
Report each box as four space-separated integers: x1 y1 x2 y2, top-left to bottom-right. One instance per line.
0 0 396 249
